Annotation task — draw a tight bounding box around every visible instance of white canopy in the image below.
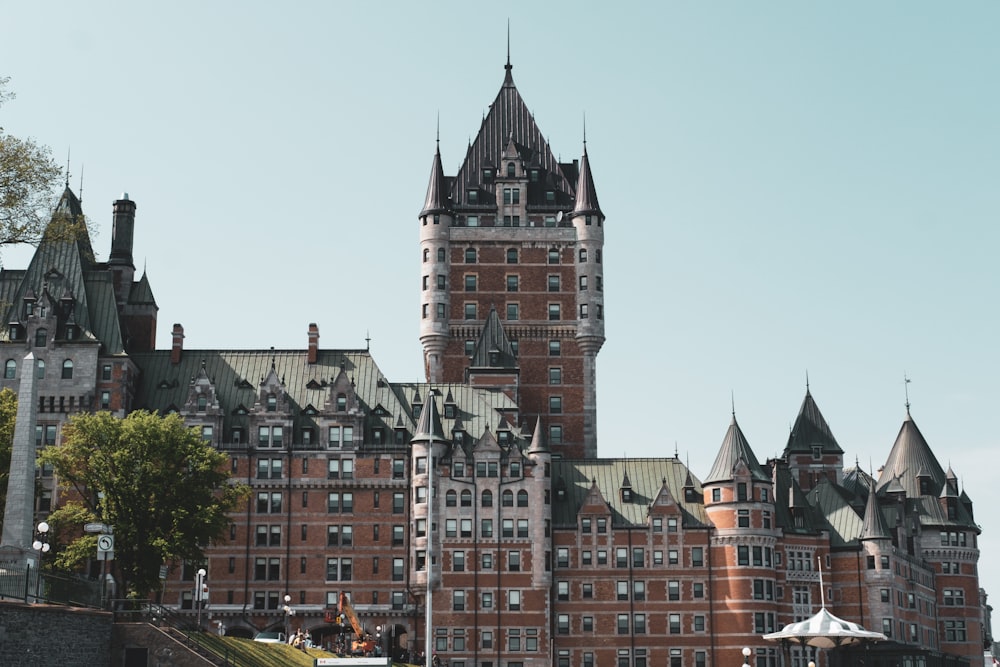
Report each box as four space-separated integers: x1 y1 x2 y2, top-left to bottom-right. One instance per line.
762 607 887 649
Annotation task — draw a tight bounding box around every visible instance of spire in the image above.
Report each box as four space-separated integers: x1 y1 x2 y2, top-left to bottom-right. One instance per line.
704 413 770 484
877 411 945 497
504 20 513 86
420 140 449 217
527 417 548 454
570 140 603 219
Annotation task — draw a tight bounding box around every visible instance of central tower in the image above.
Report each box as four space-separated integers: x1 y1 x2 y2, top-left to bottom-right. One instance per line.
418 60 605 458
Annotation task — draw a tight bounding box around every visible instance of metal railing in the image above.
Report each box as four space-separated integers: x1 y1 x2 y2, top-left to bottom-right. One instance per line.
0 562 103 607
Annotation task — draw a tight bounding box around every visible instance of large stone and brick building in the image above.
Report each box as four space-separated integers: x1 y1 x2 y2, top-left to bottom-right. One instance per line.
0 59 988 667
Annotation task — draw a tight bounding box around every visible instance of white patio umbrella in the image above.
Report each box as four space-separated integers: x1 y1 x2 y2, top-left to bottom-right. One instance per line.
763 557 887 649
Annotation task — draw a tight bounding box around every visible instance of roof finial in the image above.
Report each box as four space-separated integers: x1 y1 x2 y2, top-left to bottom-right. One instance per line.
436 111 440 148
78 163 84 203
731 390 735 417
506 19 511 71
904 373 911 414
64 147 71 188
805 369 810 393
365 330 371 351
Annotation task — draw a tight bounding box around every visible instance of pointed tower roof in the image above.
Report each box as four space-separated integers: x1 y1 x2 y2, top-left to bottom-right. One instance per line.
526 417 548 454
703 414 770 484
859 479 892 541
450 64 574 206
470 306 517 369
420 142 450 217
412 393 446 442
784 389 843 455
569 145 603 219
876 411 946 497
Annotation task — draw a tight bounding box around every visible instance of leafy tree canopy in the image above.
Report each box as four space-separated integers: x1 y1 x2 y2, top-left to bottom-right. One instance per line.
39 410 248 599
0 77 64 246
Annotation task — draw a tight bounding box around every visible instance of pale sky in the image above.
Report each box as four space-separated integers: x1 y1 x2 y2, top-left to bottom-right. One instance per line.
3 2 998 607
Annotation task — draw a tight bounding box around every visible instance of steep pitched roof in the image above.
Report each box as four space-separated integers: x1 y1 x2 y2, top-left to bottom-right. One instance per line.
449 64 574 206
784 389 843 455
551 458 709 528
876 411 946 497
470 307 517 369
703 414 770 484
413 392 445 442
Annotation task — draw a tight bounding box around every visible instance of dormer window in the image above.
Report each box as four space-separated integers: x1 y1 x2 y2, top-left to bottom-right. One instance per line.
812 446 822 461
336 394 347 411
507 162 516 177
35 328 47 348
482 169 493 181
621 488 633 503
468 190 478 204
24 301 34 316
266 394 277 412
65 325 76 340
530 169 539 182
197 395 207 412
444 404 456 419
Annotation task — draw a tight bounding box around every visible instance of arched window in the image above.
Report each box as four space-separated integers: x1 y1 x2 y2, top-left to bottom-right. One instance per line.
423 248 429 262
61 359 73 379
502 489 514 507
34 328 47 348
266 394 277 412
579 248 588 262
4 359 15 379
481 490 493 507
36 359 45 379
507 162 516 177
445 490 457 507
336 394 347 411
517 490 529 507
460 489 472 507
506 248 518 264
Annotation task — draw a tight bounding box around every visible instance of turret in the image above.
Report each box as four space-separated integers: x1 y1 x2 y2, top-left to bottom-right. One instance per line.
419 144 453 383
108 193 136 306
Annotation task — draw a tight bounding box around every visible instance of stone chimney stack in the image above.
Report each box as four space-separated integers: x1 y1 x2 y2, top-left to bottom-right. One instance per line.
171 324 184 365
308 323 319 364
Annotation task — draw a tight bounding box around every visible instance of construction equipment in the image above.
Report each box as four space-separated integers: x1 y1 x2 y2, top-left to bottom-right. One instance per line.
339 591 376 655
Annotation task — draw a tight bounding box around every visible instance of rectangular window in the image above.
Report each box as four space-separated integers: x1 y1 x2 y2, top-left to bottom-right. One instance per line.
506 275 519 292
549 368 562 385
548 304 561 320
464 303 476 320
465 275 477 291
506 303 519 320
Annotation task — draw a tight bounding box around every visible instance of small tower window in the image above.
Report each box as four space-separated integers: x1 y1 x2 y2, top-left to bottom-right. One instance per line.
437 248 446 262
35 328 48 348
507 162 516 177
267 394 277 412
36 359 45 379
61 359 73 379
423 249 429 263
197 395 208 411
337 394 347 411
4 359 15 379
579 249 588 263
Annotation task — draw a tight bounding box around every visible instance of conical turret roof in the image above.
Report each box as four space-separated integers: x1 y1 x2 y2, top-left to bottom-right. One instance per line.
704 414 770 484
569 145 602 218
412 394 445 442
470 306 517 369
420 143 450 217
876 411 945 497
860 479 891 541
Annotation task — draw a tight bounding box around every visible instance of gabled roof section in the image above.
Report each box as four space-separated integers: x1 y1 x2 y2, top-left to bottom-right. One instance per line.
470 307 517 369
420 143 450 217
784 389 843 455
569 145 602 219
876 411 945 497
703 414 770 484
450 64 574 206
552 458 709 528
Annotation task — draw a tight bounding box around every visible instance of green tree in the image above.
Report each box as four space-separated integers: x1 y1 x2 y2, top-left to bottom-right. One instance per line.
38 410 248 598
0 77 64 246
0 388 17 519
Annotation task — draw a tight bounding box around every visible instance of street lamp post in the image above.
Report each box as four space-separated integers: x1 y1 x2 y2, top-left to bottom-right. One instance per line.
283 594 294 642
742 647 752 667
31 521 51 600
195 568 207 630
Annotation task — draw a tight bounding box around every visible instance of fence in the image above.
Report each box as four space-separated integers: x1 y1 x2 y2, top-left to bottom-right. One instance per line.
0 562 103 607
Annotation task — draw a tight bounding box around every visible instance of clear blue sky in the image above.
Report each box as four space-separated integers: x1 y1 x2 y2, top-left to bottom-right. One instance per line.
3 2 998 607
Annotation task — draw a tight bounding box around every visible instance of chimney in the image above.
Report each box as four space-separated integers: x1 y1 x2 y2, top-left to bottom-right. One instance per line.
171 324 184 365
308 323 319 364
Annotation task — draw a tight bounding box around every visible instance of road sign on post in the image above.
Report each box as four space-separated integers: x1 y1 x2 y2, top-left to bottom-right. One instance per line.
97 533 115 560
